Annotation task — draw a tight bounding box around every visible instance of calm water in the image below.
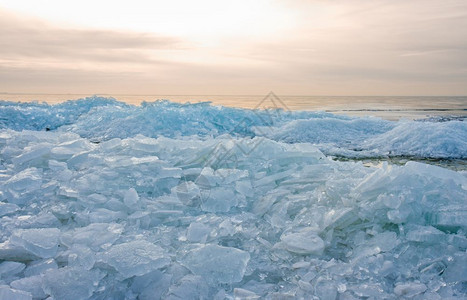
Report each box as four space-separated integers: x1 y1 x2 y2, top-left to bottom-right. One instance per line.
1 93 466 120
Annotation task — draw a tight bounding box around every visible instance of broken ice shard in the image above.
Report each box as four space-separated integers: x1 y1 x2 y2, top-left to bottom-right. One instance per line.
279 228 325 255
183 244 250 284
10 228 60 258
99 240 170 278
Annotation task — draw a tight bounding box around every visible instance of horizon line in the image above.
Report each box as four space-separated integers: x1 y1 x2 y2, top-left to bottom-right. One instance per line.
1 92 467 98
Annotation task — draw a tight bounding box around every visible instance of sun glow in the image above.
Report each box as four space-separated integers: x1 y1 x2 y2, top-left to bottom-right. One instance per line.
0 0 296 40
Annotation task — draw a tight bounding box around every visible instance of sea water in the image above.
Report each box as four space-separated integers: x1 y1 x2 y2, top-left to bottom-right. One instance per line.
1 93 466 120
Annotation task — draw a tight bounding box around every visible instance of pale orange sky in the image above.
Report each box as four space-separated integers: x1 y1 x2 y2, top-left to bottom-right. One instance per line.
1 0 467 95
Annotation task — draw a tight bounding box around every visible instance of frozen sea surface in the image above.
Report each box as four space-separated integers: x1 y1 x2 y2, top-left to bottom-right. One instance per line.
0 97 466 299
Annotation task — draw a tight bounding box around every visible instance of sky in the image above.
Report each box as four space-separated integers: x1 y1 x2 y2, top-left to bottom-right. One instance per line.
1 0 467 96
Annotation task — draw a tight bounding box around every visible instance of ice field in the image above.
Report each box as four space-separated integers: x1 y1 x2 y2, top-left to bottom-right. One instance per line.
0 97 466 299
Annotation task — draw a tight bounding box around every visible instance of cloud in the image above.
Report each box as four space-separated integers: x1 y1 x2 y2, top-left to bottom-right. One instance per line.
0 10 183 65
1 1 467 95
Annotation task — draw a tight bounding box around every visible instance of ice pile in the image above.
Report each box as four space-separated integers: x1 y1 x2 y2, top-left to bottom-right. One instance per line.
0 98 123 132
257 118 467 159
1 97 466 158
0 124 466 299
